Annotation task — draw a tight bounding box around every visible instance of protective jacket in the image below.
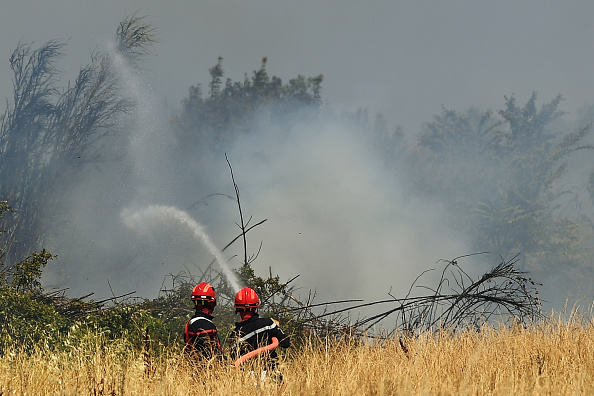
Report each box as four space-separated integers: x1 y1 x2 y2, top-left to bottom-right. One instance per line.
184 311 221 357
231 313 290 365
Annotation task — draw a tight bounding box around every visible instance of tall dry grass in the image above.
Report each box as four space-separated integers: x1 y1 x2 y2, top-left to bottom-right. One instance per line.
1 317 594 395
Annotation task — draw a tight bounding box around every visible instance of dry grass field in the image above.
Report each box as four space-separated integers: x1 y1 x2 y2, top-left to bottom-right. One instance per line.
1 316 594 395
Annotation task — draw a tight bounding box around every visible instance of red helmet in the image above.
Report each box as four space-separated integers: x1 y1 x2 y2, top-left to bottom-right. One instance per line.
191 282 216 307
234 287 260 312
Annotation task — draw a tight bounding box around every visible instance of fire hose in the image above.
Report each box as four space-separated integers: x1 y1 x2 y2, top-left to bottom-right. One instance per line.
234 337 279 367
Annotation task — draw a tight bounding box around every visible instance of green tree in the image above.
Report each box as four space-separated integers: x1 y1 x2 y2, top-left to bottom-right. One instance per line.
410 94 594 296
487 94 593 279
0 202 62 351
178 57 323 152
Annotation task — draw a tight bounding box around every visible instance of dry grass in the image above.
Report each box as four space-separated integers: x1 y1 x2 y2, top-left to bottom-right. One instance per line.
2 318 594 395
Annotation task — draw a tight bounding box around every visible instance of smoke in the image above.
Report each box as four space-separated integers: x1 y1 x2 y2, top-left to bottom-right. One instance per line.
1 4 592 318
39 34 594 313
41 32 472 307
42 58 471 306
216 120 472 303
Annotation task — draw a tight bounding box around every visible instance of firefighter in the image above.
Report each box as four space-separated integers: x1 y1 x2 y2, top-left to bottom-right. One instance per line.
230 287 290 372
184 282 221 358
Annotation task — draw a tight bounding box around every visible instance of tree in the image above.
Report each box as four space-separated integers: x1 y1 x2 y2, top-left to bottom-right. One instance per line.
0 15 156 264
410 106 499 215
488 94 593 283
410 94 594 297
178 57 323 152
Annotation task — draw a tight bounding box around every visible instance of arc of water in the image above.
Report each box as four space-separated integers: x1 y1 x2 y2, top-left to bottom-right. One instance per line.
121 205 241 292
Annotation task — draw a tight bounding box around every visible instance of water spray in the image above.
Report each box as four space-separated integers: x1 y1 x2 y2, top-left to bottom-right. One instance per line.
121 205 242 292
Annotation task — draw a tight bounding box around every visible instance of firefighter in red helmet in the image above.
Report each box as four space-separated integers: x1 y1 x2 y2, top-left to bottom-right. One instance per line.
184 282 221 358
230 287 290 370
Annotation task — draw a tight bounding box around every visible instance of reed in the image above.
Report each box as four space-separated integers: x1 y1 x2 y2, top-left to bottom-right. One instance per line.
1 317 593 395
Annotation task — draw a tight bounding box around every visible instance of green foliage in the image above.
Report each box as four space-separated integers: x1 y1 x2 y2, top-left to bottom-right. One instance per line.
178 56 323 151
235 264 288 306
0 198 175 354
68 306 171 351
1 249 54 292
410 93 594 294
0 204 54 291
0 288 67 352
0 206 63 352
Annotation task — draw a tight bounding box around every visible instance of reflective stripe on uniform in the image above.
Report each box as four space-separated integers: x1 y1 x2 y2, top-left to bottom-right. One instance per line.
188 316 214 326
185 316 220 350
239 322 277 342
185 316 215 343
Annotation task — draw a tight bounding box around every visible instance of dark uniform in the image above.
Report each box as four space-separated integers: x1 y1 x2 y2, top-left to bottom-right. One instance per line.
231 313 290 368
184 311 221 357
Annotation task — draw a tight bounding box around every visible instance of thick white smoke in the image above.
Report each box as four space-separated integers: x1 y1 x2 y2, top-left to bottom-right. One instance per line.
41 39 471 307
43 104 471 304
208 119 471 304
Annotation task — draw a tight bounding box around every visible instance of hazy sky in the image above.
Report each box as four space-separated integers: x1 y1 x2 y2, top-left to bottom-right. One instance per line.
1 1 593 313
2 1 594 134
